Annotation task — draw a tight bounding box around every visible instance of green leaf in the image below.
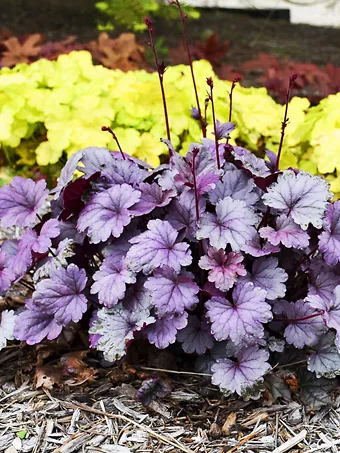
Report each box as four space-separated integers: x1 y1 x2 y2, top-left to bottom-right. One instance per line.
17 430 28 440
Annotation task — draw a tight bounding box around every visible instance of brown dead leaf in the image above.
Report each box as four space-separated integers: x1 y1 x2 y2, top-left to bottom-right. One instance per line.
35 365 63 390
222 412 237 436
61 350 97 384
284 372 300 393
209 422 222 438
1 34 41 67
88 32 147 71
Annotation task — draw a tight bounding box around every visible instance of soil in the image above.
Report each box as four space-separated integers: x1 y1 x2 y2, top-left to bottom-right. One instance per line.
1 0 340 68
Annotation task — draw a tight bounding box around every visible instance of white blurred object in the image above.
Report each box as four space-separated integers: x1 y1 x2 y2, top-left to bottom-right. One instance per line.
185 0 340 27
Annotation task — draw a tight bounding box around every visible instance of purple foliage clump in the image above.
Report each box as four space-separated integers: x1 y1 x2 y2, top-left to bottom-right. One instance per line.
1 67 340 403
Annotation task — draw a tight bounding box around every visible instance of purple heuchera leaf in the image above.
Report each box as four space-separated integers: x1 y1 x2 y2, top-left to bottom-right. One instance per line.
260 214 310 249
197 196 258 251
33 238 75 282
0 310 16 350
0 251 15 295
201 139 226 164
91 256 136 308
199 248 246 292
177 315 214 354
209 169 259 207
136 378 171 407
121 277 152 312
160 145 221 195
51 149 84 198
0 177 48 228
263 170 332 230
8 235 34 278
166 190 205 241
89 304 155 361
77 147 114 177
89 311 100 349
18 219 60 256
102 223 138 261
33 219 60 253
14 303 63 345
319 201 340 265
307 332 340 378
213 120 236 140
241 257 288 300
206 281 271 346
211 346 271 397
126 219 192 274
102 158 147 187
58 220 86 245
308 286 340 351
243 233 280 257
274 300 326 349
145 266 199 316
30 264 88 326
146 312 188 349
308 268 340 303
60 173 100 221
130 182 175 216
77 184 141 243
231 146 272 178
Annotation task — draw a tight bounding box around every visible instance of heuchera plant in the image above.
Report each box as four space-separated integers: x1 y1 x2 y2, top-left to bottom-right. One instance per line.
1 6 340 402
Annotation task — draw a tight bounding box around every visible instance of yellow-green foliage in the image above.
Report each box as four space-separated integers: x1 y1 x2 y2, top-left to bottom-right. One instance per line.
95 0 199 32
0 51 339 193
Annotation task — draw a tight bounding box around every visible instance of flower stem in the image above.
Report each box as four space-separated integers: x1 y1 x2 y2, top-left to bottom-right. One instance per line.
226 77 240 145
276 311 324 324
207 77 220 169
171 0 206 138
274 73 298 172
191 147 200 222
101 126 126 160
145 17 171 145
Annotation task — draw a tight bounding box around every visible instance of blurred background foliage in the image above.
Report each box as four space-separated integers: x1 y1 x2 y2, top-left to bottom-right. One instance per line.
95 0 199 32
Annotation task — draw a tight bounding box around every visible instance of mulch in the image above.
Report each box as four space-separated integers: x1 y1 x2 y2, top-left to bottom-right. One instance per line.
1 343 340 453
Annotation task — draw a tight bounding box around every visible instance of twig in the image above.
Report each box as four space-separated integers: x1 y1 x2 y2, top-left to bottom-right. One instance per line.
279 418 308 445
139 366 212 376
305 439 340 453
223 427 263 453
58 400 195 453
272 429 307 453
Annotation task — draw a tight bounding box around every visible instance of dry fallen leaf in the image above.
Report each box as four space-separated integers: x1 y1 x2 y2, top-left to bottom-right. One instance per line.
1 34 41 67
61 350 97 384
209 422 222 438
35 365 63 390
222 412 237 436
88 32 147 71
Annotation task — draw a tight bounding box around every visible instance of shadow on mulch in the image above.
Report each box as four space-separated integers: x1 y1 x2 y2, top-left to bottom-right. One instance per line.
1 0 340 68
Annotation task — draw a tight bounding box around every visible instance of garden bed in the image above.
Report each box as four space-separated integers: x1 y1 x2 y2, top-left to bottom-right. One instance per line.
3 0 340 69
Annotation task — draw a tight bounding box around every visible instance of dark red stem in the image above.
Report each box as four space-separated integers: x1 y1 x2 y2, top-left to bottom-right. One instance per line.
171 0 206 138
207 77 220 169
145 17 171 144
276 311 324 324
274 73 298 172
226 77 241 145
192 147 200 222
102 126 125 160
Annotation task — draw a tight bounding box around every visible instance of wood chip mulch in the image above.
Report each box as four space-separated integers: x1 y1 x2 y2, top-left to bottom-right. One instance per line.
1 345 340 453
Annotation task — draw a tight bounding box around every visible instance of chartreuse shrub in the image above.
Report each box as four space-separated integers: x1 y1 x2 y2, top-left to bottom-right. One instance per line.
95 0 199 32
1 69 340 403
0 51 314 181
